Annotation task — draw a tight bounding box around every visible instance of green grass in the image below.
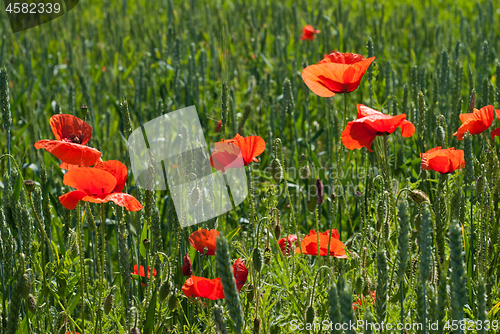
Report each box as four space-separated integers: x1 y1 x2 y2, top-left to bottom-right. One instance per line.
0 0 500 333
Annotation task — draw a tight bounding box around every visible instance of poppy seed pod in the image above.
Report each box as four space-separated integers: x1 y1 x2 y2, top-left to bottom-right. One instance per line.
253 317 262 334
103 291 114 315
159 280 171 302
305 305 315 324
23 180 35 194
167 294 177 311
270 158 283 183
315 178 324 205
247 284 255 303
182 254 193 276
408 189 430 204
20 274 30 299
253 248 263 272
26 294 37 314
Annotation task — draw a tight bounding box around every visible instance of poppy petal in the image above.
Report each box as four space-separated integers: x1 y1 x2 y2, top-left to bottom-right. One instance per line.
302 63 346 96
453 105 494 140
188 229 220 255
491 127 500 140
105 193 143 211
399 120 416 137
35 140 101 167
63 167 117 195
341 120 378 151
232 134 266 165
50 114 93 144
59 190 88 210
95 160 128 192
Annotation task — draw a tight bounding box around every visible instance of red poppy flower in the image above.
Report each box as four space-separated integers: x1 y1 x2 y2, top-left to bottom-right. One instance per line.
59 160 143 211
216 120 222 133
342 104 415 151
210 142 245 173
301 52 375 97
300 25 321 40
278 234 298 256
295 229 347 257
210 133 265 171
453 105 495 140
35 114 101 167
232 258 248 292
182 276 225 300
353 291 376 310
420 147 465 174
188 229 220 255
131 265 157 286
182 254 193 276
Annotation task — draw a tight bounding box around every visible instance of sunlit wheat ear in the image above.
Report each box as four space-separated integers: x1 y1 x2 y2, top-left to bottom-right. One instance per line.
449 220 467 325
477 275 488 334
328 281 342 334
213 304 228 334
339 282 356 334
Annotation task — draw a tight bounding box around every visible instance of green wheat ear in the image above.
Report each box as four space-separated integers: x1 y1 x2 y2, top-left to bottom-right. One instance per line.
449 219 467 326
328 281 342 334
216 234 244 334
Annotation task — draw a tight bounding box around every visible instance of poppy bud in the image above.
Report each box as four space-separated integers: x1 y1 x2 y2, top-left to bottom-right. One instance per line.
167 294 177 311
26 294 37 314
253 248 263 273
408 189 430 204
215 120 221 133
307 196 317 212
274 223 281 239
20 274 30 299
300 164 310 179
182 254 192 276
189 187 201 207
305 305 315 324
315 178 324 205
104 291 114 315
159 280 171 302
24 180 35 194
264 247 272 264
435 125 446 147
80 105 88 121
270 158 283 183
253 317 262 334
143 238 151 251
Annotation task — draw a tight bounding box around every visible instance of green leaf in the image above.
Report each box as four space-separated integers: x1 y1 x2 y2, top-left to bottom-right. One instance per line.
13 173 23 202
139 222 150 259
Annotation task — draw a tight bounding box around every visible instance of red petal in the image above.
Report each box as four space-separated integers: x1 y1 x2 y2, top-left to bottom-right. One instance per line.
63 167 116 195
95 160 128 192
491 127 500 140
50 114 93 144
341 120 378 151
188 229 220 255
59 190 87 210
35 140 101 167
210 142 244 172
105 193 143 211
232 259 248 292
231 134 266 165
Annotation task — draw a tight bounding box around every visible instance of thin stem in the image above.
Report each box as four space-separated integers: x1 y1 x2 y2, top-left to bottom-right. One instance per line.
77 202 85 334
